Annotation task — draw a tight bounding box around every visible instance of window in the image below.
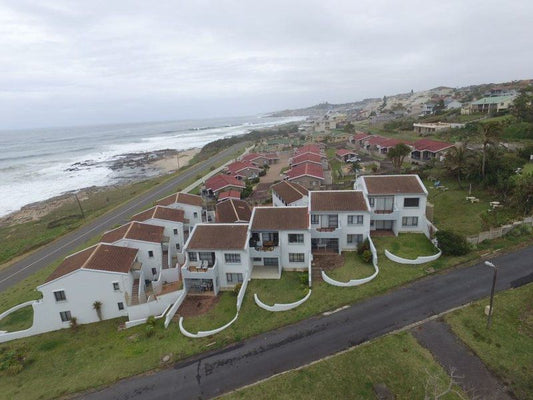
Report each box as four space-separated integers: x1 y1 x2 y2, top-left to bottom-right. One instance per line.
54 290 66 302
188 252 197 261
118 302 124 311
175 243 180 250
289 253 305 263
112 282 120 291
311 214 319 225
348 215 364 225
148 250 154 258
264 257 279 266
226 273 244 283
404 198 420 208
193 212 198 218
151 268 157 275
327 214 338 228
59 311 71 322
369 197 375 207
288 233 304 243
224 253 241 263
402 216 419 226
252 257 262 262
173 228 178 235
347 234 363 244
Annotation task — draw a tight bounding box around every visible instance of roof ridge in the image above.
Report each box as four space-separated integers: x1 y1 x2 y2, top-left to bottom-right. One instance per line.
81 243 101 270
230 198 239 220
124 222 135 238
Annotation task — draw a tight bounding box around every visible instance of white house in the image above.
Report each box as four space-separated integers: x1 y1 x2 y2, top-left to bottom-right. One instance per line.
271 181 309 207
100 222 166 281
355 174 429 236
156 192 204 229
309 191 370 253
249 207 311 279
182 224 251 295
131 205 186 262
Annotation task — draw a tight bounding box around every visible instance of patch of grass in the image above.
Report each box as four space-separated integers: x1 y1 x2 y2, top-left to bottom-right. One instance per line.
445 284 533 400
251 272 308 304
522 163 533 175
221 332 465 400
0 306 33 332
377 233 438 259
182 292 237 333
328 252 375 281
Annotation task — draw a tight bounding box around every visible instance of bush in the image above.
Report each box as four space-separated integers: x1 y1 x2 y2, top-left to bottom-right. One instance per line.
145 324 155 338
299 272 309 287
0 347 30 376
357 238 370 255
146 315 156 327
435 230 470 256
233 283 242 296
361 250 372 263
69 317 78 331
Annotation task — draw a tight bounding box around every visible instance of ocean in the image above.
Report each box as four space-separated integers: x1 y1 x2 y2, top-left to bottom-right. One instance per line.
0 115 304 217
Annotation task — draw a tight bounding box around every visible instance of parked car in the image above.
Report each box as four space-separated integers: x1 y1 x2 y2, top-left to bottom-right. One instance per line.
346 156 361 162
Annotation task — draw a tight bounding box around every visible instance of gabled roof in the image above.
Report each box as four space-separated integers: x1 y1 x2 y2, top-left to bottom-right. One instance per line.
215 199 252 223
241 153 268 163
218 190 241 201
365 135 389 146
310 191 368 212
286 162 325 181
294 144 323 157
186 224 249 250
131 206 185 224
226 161 261 174
379 138 411 149
336 149 357 157
471 95 515 105
205 174 246 193
290 153 323 166
413 139 454 153
263 152 280 160
101 222 165 244
44 244 138 283
156 192 203 207
353 132 371 141
271 181 309 204
361 175 426 195
251 207 309 230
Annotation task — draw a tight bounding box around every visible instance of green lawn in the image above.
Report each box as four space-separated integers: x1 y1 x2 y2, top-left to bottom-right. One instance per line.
251 272 308 304
0 235 531 400
522 163 533 175
221 332 465 400
377 233 439 259
445 284 533 400
0 306 33 332
328 252 375 281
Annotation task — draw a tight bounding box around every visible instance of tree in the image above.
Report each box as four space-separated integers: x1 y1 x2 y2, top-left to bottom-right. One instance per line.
343 122 355 133
93 301 103 321
387 143 411 171
443 144 472 188
350 160 361 176
511 86 533 123
477 122 501 178
433 99 445 115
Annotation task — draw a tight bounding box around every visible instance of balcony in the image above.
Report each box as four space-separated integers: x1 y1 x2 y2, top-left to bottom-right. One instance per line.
181 259 218 281
371 207 399 220
315 226 338 232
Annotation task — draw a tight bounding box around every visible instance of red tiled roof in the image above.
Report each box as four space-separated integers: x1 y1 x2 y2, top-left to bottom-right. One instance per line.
413 139 454 153
362 175 425 194
215 199 252 223
156 192 203 207
379 138 411 149
205 174 245 193
187 224 249 250
294 144 323 157
336 149 357 157
131 206 185 223
291 153 323 166
353 132 371 141
310 191 368 212
45 244 138 283
241 153 267 163
101 222 165 244
251 207 309 230
271 181 309 204
366 135 389 146
286 162 325 180
226 161 261 174
218 190 241 201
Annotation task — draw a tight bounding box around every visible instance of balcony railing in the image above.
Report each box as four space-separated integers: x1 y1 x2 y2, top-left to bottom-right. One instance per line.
373 209 394 214
315 226 338 232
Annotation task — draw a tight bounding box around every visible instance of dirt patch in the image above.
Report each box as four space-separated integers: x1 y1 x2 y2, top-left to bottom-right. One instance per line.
312 253 345 271
177 295 221 318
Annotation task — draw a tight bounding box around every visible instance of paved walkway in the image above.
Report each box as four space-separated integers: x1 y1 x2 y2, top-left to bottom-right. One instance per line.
412 320 513 400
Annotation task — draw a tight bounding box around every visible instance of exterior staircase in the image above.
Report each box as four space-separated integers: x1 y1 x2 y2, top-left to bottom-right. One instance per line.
311 261 323 282
131 279 140 305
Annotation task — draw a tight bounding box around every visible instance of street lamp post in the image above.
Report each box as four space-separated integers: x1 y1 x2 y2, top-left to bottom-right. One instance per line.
484 261 498 329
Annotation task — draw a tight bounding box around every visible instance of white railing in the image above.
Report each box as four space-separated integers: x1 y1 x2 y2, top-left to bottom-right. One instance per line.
164 289 188 328
308 254 313 288
254 290 312 312
236 272 250 311
384 249 442 265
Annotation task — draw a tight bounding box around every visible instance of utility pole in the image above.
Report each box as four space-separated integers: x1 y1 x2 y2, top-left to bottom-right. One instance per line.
74 193 85 220
484 261 497 329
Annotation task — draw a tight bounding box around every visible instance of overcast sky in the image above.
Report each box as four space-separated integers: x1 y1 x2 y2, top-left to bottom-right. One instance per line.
1 0 532 129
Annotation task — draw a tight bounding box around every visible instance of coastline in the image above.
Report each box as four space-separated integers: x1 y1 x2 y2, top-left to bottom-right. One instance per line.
0 147 200 227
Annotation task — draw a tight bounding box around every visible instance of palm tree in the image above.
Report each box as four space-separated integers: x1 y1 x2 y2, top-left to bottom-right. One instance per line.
350 160 361 177
93 301 103 321
478 122 501 178
444 144 471 188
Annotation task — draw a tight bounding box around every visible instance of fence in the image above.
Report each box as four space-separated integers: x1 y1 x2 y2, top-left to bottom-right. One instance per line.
384 249 442 265
466 217 533 245
254 290 312 312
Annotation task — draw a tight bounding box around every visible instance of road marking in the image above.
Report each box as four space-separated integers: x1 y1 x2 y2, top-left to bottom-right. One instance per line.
322 305 349 316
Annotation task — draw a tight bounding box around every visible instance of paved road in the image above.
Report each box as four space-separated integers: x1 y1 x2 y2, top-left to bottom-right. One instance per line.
0 142 247 292
80 246 533 400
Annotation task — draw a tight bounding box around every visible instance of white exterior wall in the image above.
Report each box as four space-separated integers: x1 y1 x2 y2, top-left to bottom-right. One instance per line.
394 194 428 234
279 229 311 270
216 249 252 289
168 203 203 229
112 239 162 280
142 218 185 257
272 192 309 207
36 269 133 331
310 211 370 251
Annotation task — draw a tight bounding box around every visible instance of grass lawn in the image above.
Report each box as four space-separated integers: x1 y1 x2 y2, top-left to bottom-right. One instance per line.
221 332 465 400
328 252 375 281
0 235 531 400
0 306 33 332
522 163 533 175
251 272 308 304
377 233 439 259
445 284 533 400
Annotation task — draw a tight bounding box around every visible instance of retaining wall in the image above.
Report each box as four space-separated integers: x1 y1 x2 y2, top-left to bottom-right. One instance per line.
254 290 312 312
384 249 442 265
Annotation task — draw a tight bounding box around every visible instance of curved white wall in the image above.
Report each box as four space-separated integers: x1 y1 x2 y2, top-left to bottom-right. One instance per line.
254 290 312 312
179 312 239 338
384 249 441 265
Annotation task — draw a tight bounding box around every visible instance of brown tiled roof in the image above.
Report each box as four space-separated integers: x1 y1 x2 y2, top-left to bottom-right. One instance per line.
363 175 425 194
216 199 252 223
251 207 309 230
45 244 138 283
101 222 165 244
187 224 248 250
131 206 185 223
156 192 203 207
310 191 368 212
271 181 309 204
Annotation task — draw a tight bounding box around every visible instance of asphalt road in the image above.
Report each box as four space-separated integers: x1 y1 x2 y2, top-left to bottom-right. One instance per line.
0 142 247 292
80 245 533 400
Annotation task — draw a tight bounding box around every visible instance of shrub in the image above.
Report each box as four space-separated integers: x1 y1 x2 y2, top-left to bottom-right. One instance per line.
233 283 242 296
69 317 78 331
299 272 309 287
0 347 29 376
146 316 156 327
357 238 370 255
362 250 372 263
145 324 155 338
209 166 216 171
435 230 470 256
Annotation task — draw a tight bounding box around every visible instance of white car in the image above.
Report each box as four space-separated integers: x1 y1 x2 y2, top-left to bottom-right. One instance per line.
346 156 361 162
